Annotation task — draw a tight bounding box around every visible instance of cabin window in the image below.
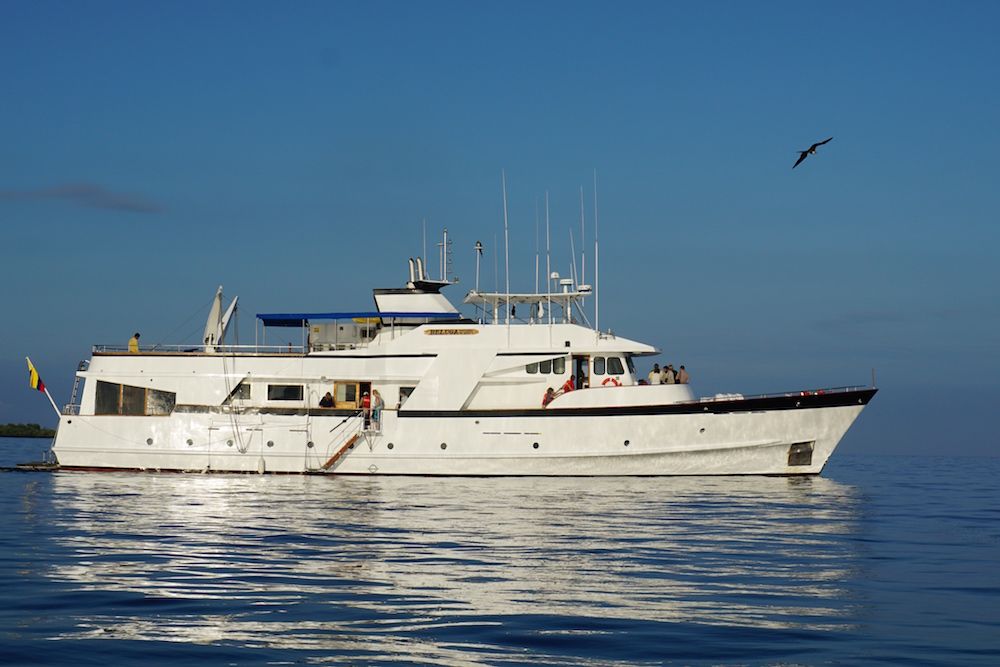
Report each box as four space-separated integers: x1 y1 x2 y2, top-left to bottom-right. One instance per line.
526 362 538 374
334 381 370 409
233 383 251 400
146 389 176 415
268 384 304 401
95 380 176 416
539 359 552 374
553 357 566 374
593 357 606 375
96 381 121 415
625 356 636 375
608 357 625 375
335 382 357 404
399 386 415 407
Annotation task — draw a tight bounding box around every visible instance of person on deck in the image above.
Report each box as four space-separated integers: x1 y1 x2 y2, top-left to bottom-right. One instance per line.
371 390 384 429
561 375 576 394
677 365 690 384
542 387 556 407
648 364 661 385
663 364 676 384
128 332 140 354
319 392 334 408
360 391 372 428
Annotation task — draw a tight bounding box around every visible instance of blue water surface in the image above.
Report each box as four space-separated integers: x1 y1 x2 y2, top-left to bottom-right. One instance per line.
0 437 997 666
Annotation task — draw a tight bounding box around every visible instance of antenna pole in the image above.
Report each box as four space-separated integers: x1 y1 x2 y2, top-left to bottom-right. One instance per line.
502 170 511 328
534 198 540 295
593 169 600 338
545 190 552 327
474 241 483 293
580 185 586 287
422 218 427 273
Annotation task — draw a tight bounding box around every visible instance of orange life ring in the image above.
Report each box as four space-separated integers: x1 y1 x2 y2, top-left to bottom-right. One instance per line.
602 377 621 386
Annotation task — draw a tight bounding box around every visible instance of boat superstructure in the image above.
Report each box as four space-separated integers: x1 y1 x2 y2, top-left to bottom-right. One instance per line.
51 233 874 476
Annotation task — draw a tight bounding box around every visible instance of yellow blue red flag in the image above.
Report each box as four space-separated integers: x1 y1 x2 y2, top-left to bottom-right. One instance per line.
26 357 46 392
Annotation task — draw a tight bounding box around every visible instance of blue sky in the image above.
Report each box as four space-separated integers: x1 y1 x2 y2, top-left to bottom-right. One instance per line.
2 1 998 455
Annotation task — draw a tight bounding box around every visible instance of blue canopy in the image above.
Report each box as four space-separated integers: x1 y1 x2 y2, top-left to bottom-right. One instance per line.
256 311 460 327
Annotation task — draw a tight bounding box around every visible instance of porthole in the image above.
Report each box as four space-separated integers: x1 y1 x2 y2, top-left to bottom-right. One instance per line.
187 438 194 446
440 443 447 450
266 440 274 448
532 442 539 449
624 440 630 447
307 441 314 449
146 438 153 445
387 443 394 450
227 439 234 447
699 428 705 433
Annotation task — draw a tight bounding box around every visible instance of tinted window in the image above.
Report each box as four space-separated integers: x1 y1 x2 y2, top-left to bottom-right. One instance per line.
268 384 304 401
526 362 538 374
539 359 552 374
96 381 120 415
233 383 250 399
608 357 625 375
553 357 566 374
593 357 606 375
122 385 146 415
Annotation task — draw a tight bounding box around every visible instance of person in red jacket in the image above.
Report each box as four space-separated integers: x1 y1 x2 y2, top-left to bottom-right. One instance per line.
560 375 576 394
360 391 372 428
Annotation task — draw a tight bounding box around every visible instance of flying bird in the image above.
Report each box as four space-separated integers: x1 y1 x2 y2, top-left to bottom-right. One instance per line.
792 137 833 169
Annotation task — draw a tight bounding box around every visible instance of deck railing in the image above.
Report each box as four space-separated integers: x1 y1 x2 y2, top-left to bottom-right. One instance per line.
697 384 872 402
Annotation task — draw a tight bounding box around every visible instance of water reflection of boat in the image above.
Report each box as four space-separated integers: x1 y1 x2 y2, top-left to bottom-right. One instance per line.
46 470 863 656
51 230 875 476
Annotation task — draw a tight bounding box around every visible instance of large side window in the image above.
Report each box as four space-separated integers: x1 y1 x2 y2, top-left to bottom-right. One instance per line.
268 384 304 401
95 380 176 416
96 381 121 415
553 357 566 374
608 357 625 375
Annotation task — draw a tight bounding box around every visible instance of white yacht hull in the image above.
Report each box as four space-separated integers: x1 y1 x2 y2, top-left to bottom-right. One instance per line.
52 391 872 476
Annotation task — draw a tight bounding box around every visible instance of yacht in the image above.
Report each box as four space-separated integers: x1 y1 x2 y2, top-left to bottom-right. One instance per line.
51 231 875 475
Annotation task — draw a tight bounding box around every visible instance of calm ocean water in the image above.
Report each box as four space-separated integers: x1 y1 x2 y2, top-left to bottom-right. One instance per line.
0 437 997 666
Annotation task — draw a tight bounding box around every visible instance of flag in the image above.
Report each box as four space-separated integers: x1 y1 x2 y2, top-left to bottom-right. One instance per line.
26 357 46 393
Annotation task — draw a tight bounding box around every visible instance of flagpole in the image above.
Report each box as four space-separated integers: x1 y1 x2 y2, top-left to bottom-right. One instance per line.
43 386 60 418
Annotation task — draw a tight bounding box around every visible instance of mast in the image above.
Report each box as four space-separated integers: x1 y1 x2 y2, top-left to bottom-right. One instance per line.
580 185 586 287
593 169 600 338
545 190 552 327
502 170 511 332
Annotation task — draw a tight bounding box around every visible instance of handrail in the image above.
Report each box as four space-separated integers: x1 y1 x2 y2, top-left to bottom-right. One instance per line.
696 385 872 403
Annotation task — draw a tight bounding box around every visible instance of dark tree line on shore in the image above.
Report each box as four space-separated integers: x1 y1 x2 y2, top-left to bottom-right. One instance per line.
0 423 56 438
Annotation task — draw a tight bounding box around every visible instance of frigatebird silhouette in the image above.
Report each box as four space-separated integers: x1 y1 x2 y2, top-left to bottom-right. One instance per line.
793 137 833 169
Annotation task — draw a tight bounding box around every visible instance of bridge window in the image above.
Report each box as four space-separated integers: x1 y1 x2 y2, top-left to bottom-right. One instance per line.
608 357 625 375
593 357 606 375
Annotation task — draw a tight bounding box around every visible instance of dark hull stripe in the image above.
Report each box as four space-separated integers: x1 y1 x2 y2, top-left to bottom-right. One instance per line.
399 388 877 418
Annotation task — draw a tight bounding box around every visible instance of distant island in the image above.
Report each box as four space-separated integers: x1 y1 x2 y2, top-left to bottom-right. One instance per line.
0 423 56 438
